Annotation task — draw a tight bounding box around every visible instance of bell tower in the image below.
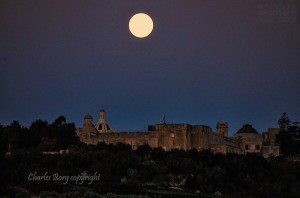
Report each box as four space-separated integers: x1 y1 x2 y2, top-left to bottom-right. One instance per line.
99 107 106 123
83 114 93 127
216 122 228 137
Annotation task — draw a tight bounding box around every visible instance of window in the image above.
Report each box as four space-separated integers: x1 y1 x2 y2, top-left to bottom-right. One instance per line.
245 145 249 150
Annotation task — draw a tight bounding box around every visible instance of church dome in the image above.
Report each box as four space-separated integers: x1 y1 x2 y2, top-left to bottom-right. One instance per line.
234 124 262 139
94 107 114 133
236 124 258 134
95 123 112 132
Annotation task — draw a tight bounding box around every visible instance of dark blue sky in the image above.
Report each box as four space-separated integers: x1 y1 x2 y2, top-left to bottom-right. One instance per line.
1 0 300 135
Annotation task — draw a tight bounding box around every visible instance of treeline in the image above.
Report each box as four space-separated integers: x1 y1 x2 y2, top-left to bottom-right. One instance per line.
1 143 300 197
0 116 80 154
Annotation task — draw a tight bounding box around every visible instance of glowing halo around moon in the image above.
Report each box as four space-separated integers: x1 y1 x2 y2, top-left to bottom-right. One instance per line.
129 13 153 38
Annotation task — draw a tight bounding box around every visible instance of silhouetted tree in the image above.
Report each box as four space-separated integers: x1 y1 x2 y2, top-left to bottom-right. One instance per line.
50 116 78 150
276 113 300 157
0 124 6 154
6 121 25 150
52 115 66 127
29 119 49 148
114 142 132 152
278 112 291 131
286 122 300 156
135 144 152 158
150 147 166 161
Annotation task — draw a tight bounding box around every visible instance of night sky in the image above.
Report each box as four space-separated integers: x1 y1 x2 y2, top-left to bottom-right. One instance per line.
1 0 300 135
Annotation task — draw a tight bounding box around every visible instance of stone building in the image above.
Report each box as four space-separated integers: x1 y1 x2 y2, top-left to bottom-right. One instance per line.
76 108 278 157
262 128 280 158
233 124 280 158
209 134 243 155
234 124 263 155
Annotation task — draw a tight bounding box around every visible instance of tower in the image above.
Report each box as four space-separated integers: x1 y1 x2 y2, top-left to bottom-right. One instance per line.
99 108 106 123
83 114 93 127
216 122 228 137
81 113 97 141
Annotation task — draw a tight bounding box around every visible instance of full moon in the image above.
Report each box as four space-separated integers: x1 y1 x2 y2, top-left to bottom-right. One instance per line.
129 13 153 38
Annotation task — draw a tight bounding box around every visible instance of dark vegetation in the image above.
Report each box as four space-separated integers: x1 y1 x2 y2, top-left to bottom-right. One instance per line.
0 115 300 197
276 112 300 158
